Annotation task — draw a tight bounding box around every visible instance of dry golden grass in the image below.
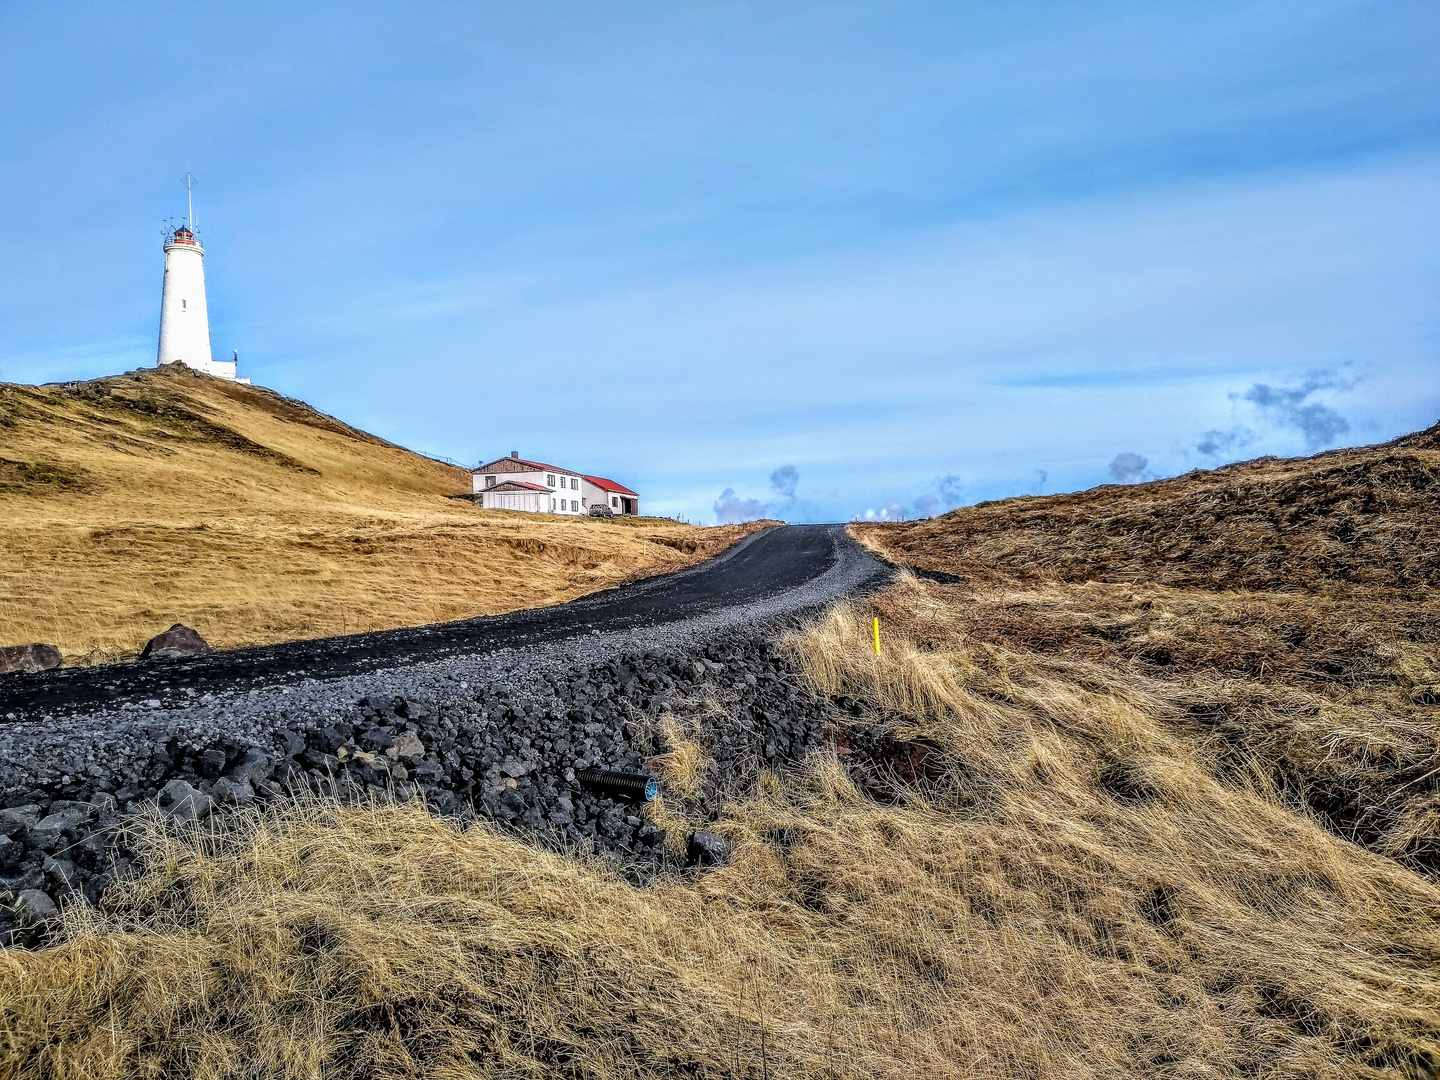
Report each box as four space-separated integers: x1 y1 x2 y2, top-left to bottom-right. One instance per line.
0 366 763 664
4 421 1438 1077
852 427 1440 876
3 603 1439 1078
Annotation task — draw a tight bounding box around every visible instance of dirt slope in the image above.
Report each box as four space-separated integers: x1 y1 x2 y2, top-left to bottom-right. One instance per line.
0 365 755 664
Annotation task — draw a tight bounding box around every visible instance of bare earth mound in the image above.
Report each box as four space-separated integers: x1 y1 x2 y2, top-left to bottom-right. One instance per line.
0 366 759 664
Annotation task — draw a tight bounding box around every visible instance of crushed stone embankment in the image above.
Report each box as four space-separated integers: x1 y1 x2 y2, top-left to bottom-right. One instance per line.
0 527 890 944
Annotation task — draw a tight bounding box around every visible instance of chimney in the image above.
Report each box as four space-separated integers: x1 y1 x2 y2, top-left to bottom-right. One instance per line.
510 450 519 459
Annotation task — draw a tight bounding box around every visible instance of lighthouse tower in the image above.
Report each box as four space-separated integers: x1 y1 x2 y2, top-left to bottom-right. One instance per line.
156 175 240 380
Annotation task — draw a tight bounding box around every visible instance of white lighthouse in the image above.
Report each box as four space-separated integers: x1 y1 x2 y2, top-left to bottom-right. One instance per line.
156 174 242 381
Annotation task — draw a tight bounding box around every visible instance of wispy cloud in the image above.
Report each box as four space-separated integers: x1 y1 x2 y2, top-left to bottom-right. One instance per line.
769 464 799 503
1194 426 1255 458
712 463 803 523
1109 452 1148 484
857 472 966 522
1237 366 1360 451
713 488 770 525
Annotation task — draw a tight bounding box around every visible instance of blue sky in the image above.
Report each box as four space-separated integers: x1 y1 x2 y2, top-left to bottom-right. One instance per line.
1 1 1436 523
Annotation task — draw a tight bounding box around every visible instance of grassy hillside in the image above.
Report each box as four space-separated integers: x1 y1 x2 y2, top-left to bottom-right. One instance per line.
861 423 1440 593
0 365 757 664
853 424 1440 875
2 427 1437 1079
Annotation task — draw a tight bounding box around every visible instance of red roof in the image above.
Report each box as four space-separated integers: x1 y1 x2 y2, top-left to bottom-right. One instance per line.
485 480 548 492
584 475 638 496
472 456 579 475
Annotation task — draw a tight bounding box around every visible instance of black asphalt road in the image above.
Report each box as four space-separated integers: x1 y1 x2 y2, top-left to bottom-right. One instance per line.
1 524 876 718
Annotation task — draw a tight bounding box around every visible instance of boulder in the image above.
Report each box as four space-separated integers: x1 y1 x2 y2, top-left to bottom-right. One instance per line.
14 889 57 925
42 855 81 896
27 803 96 852
0 837 22 868
158 779 213 824
0 805 42 837
358 727 394 752
0 644 62 675
226 748 274 787
140 624 212 661
211 776 255 805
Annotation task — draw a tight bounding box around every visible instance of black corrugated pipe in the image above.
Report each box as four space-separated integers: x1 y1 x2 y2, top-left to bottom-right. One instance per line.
577 768 658 802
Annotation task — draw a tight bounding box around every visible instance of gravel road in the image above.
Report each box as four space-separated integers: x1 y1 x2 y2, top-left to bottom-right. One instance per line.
0 525 892 939
1 523 871 720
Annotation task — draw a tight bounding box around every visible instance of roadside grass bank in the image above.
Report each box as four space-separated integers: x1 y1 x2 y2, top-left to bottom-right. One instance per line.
0 366 760 665
3 586 1438 1078
850 423 1440 876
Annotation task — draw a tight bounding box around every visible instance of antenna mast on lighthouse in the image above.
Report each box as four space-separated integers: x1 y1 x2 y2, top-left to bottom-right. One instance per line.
184 171 196 232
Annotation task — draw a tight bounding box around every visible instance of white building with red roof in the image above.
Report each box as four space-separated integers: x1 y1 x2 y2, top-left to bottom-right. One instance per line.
581 474 639 516
471 452 639 516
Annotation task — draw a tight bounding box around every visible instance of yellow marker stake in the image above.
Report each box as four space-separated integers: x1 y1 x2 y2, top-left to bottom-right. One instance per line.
873 616 881 655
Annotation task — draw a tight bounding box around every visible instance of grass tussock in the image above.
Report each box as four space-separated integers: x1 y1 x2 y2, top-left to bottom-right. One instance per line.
0 366 762 664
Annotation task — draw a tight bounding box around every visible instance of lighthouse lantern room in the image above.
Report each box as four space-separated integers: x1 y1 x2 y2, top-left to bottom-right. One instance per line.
156 173 243 381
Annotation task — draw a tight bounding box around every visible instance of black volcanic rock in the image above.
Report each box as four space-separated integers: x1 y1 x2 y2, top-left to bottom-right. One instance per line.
140 624 212 661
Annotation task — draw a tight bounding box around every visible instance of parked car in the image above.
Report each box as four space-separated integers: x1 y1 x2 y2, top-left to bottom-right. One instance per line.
587 503 614 518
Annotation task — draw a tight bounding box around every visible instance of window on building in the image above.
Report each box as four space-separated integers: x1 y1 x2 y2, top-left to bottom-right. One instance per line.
546 474 556 487
550 498 556 512
571 500 578 511
570 477 578 490
612 496 619 508
485 475 496 488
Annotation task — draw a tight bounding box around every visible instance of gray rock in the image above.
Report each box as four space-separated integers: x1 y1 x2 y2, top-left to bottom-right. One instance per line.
158 778 213 824
0 805 41 836
0 838 23 868
27 824 64 853
29 803 95 852
140 623 212 661
686 831 729 868
0 643 62 675
46 801 98 827
360 727 394 752
211 777 255 806
226 748 273 787
2 865 46 893
15 888 57 925
42 855 81 895
391 731 425 762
